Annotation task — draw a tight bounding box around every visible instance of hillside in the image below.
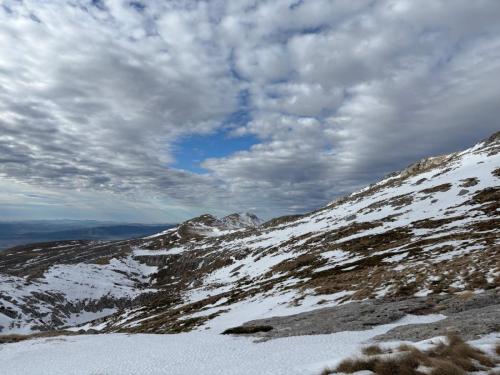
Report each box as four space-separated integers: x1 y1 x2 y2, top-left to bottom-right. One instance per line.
0 133 498 375
0 133 498 338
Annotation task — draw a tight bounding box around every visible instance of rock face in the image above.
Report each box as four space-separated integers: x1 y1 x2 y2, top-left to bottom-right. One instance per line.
220 213 262 229
0 133 499 338
398 154 451 179
223 289 500 341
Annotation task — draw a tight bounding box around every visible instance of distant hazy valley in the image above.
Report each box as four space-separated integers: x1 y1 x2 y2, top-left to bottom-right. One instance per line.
0 221 176 251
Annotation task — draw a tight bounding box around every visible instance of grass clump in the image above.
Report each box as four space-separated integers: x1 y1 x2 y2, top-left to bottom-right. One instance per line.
362 344 385 356
322 333 499 375
336 357 379 373
92 257 111 265
329 354 421 375
374 355 420 375
429 360 466 375
428 333 496 370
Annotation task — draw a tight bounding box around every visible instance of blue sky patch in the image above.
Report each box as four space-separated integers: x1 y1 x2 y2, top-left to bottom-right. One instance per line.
172 131 258 173
172 89 256 173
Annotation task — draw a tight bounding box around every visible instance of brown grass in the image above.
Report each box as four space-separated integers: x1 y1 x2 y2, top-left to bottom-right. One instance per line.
421 183 452 194
430 360 466 375
495 343 500 356
373 359 402 375
0 330 76 344
362 344 385 355
456 290 475 301
335 357 378 373
92 257 111 265
375 355 420 375
322 334 499 375
397 343 414 352
331 354 422 375
428 333 496 370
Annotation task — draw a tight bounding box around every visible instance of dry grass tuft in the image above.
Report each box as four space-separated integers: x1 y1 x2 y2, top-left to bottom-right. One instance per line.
330 353 422 375
335 357 379 373
373 358 402 375
92 257 111 265
428 333 496 370
322 333 499 375
397 343 414 352
456 290 475 301
0 334 32 344
0 330 76 344
421 183 452 194
375 354 421 375
362 344 385 355
430 360 466 375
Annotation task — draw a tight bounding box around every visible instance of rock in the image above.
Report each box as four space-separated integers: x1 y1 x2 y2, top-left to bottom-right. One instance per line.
224 289 500 341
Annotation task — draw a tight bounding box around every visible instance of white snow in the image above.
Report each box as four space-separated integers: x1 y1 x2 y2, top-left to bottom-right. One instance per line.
63 308 117 327
0 314 445 375
0 255 157 334
133 246 185 256
143 227 176 239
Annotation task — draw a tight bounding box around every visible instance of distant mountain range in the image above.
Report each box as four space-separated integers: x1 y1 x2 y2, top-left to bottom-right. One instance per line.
0 221 176 251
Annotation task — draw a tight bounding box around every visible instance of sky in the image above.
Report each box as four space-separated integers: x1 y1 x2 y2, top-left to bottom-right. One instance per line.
0 0 499 223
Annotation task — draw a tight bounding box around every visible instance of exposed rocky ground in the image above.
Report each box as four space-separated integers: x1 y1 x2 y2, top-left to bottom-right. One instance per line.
0 133 498 343
223 289 500 342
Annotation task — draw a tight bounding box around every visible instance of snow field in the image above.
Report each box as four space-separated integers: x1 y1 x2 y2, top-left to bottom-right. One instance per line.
0 314 445 375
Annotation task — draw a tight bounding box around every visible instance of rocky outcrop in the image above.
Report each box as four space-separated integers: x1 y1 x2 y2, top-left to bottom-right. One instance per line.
223 289 500 341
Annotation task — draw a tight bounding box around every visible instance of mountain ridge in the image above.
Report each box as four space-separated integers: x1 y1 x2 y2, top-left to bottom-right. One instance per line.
0 133 498 339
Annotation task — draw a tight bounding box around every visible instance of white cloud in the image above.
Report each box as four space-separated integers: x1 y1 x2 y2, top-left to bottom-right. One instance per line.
0 0 499 221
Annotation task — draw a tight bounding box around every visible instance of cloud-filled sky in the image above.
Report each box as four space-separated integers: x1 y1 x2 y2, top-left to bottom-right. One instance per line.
0 0 499 223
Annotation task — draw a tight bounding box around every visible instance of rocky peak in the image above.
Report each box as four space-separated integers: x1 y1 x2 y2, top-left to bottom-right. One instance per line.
220 213 262 229
184 214 220 227
484 130 500 144
398 153 452 179
172 212 262 239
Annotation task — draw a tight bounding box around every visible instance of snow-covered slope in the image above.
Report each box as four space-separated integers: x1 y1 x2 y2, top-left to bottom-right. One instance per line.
0 254 156 333
0 133 498 336
0 315 448 375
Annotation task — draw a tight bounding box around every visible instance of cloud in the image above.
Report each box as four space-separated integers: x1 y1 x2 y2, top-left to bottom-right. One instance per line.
205 0 500 216
0 0 499 221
